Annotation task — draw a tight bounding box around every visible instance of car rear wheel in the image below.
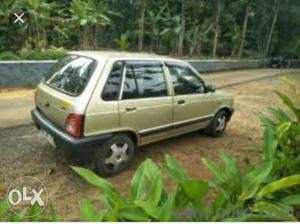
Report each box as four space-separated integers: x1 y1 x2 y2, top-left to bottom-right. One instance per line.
95 134 135 176
205 110 229 137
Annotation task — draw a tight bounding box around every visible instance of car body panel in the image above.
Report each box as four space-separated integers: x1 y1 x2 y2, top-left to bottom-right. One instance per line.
36 82 77 128
172 93 216 123
119 96 173 143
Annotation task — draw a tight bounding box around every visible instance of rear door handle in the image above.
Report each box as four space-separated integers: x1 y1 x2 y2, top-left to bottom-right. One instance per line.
125 107 137 112
177 100 186 105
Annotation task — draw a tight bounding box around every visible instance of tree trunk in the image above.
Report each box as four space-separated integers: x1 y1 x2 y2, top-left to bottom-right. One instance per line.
238 1 250 58
82 25 90 50
264 0 280 60
189 25 199 56
212 0 221 58
178 0 186 56
138 0 147 52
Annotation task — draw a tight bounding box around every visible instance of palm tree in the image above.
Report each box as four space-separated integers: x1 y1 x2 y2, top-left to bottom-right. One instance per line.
70 0 111 50
16 0 58 49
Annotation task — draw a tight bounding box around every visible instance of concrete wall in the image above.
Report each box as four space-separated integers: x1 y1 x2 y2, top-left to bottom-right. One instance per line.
0 59 293 87
0 61 55 87
187 59 265 72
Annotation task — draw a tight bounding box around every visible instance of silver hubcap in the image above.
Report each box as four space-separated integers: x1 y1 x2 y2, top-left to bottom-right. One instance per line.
216 115 226 132
105 143 129 171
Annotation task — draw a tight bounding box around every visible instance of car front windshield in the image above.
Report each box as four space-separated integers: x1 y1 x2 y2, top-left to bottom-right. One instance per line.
44 55 97 96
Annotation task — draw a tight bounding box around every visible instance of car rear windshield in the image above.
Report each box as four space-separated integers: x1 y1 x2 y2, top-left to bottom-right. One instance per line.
44 55 97 96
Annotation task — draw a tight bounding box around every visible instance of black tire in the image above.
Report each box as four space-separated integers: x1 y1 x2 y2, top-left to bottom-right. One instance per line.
205 110 229 137
95 134 135 176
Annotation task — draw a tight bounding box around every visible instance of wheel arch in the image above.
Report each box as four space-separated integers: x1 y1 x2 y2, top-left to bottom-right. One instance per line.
215 106 234 121
109 129 140 146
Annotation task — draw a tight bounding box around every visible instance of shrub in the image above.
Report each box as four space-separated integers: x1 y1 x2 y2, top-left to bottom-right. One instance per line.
0 50 67 61
0 200 56 221
259 77 300 177
19 49 67 60
72 151 300 221
72 156 207 221
115 32 130 51
0 52 20 60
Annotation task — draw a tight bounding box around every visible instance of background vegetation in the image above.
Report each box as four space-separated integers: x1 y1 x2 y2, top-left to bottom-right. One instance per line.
0 0 300 60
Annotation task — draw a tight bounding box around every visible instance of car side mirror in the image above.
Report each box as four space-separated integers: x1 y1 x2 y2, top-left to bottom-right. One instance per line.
205 84 216 93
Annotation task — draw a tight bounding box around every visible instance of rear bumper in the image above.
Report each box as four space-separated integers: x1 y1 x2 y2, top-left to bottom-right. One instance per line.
31 108 112 153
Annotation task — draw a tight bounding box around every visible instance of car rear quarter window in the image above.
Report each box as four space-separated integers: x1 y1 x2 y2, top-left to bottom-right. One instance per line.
122 62 168 100
102 61 124 101
44 55 97 96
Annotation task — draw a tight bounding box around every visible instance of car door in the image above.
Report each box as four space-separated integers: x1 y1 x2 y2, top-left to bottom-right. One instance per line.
166 61 216 131
118 60 173 144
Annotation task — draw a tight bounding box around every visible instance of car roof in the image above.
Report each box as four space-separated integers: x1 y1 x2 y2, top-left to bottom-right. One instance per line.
68 51 183 62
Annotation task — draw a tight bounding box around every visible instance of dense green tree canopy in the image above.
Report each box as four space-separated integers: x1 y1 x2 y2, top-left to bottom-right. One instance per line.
0 0 299 59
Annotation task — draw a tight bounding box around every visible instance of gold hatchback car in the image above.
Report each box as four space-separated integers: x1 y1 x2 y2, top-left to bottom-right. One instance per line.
32 51 234 176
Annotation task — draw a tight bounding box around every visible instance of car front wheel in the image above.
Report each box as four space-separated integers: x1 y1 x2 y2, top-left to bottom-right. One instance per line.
205 110 229 137
95 134 135 176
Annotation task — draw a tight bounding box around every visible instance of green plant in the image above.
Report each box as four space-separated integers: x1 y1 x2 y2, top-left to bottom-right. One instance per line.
69 0 112 49
15 0 59 50
19 49 67 60
259 77 300 177
0 52 20 60
202 149 300 221
0 50 67 61
115 32 130 51
0 200 56 221
73 153 300 221
72 156 209 221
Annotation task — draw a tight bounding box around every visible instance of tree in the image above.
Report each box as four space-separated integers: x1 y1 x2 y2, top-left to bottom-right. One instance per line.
177 0 186 56
0 0 299 58
212 0 222 58
238 0 251 57
16 0 58 49
138 0 147 51
69 0 111 50
264 0 280 59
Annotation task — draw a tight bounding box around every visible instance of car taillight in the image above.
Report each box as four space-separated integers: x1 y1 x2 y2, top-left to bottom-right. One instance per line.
65 114 84 138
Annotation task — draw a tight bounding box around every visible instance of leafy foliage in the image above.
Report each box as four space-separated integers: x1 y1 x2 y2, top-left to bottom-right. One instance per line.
0 200 56 221
0 49 67 60
259 77 300 177
72 158 207 221
115 32 130 51
0 0 300 57
71 149 300 221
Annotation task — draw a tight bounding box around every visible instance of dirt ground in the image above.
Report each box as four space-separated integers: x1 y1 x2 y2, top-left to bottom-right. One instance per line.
0 69 299 220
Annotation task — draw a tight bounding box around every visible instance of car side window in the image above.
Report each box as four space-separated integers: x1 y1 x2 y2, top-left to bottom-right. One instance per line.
102 61 124 101
122 65 139 100
167 63 205 95
122 62 168 100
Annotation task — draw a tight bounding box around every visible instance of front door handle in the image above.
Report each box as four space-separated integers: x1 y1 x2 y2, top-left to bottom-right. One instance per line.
125 107 137 112
177 99 186 105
